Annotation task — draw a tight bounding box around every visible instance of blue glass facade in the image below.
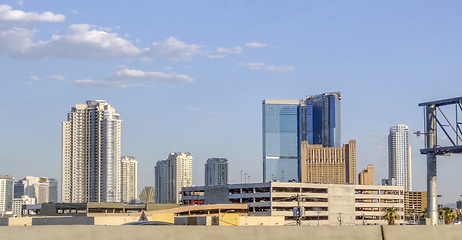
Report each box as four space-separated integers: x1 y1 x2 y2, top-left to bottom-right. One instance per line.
263 92 341 182
262 102 300 182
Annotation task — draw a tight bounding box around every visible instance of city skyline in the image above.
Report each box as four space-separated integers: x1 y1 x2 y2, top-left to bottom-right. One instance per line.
2 1 462 205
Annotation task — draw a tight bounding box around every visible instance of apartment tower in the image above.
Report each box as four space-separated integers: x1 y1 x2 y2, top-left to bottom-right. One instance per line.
62 100 122 203
205 158 229 186
388 125 412 191
0 175 14 215
121 156 137 203
155 152 192 204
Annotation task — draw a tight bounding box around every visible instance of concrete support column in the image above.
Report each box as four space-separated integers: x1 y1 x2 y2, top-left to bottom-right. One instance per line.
426 105 438 225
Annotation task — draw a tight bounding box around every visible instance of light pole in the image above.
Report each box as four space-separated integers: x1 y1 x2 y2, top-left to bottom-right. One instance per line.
240 170 243 184
221 210 235 226
317 211 320 226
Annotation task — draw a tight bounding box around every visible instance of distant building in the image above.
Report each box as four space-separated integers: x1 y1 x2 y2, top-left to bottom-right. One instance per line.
13 180 24 199
358 164 375 185
205 158 229 186
404 191 427 220
139 186 155 203
300 140 356 184
12 196 35 216
388 125 412 191
62 100 122 203
21 176 58 204
262 92 342 183
457 199 462 209
48 178 58 203
382 178 396 186
0 175 14 215
121 156 137 203
155 152 193 204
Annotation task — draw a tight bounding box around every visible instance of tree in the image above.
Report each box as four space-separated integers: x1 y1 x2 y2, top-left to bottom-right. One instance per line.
440 207 457 225
421 207 427 219
382 207 400 225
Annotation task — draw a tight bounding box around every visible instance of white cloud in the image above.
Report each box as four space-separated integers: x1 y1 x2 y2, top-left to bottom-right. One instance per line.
136 39 140 43
140 57 154 63
70 10 78 14
246 42 267 48
237 62 265 70
208 54 226 59
124 34 130 38
146 37 202 61
71 68 194 88
205 112 230 116
29 75 41 81
112 69 194 83
237 62 294 72
216 46 242 54
17 1 23 6
0 5 65 23
98 26 112 32
188 108 199 111
0 28 35 54
265 65 295 72
70 79 131 88
6 24 142 59
48 75 64 80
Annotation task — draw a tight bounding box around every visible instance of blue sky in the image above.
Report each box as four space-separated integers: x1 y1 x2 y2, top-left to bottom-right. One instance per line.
1 1 462 205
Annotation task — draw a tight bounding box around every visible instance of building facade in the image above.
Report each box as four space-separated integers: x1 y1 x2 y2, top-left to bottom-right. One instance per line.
182 182 404 225
300 140 356 184
0 175 14 215
155 152 193 204
121 156 137 203
205 158 229 186
358 164 375 185
139 186 155 203
62 100 122 203
388 125 412 191
262 92 342 182
12 196 35 216
404 191 427 220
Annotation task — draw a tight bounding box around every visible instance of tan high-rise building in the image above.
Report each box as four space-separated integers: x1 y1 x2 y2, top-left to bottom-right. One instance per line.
358 164 375 185
404 191 427 220
62 100 122 203
300 140 356 184
121 156 137 203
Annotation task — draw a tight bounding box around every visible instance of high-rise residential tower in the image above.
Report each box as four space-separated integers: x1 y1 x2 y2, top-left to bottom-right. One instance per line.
205 158 229 186
155 152 192 204
388 125 412 191
0 175 14 215
62 100 122 203
121 156 137 203
358 164 375 185
262 92 341 182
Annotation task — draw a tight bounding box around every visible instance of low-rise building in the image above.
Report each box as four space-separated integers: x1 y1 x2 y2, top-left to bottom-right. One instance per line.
182 182 405 225
404 191 427 221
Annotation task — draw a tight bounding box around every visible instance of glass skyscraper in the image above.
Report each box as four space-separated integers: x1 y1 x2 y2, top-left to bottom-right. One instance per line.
262 92 341 182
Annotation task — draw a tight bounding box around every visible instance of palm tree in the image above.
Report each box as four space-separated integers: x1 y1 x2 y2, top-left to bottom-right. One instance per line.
440 207 457 225
421 207 427 219
382 207 400 225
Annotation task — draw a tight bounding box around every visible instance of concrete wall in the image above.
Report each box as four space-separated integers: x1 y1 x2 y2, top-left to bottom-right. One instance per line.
328 185 355 225
2 225 462 240
238 216 285 226
0 217 33 226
